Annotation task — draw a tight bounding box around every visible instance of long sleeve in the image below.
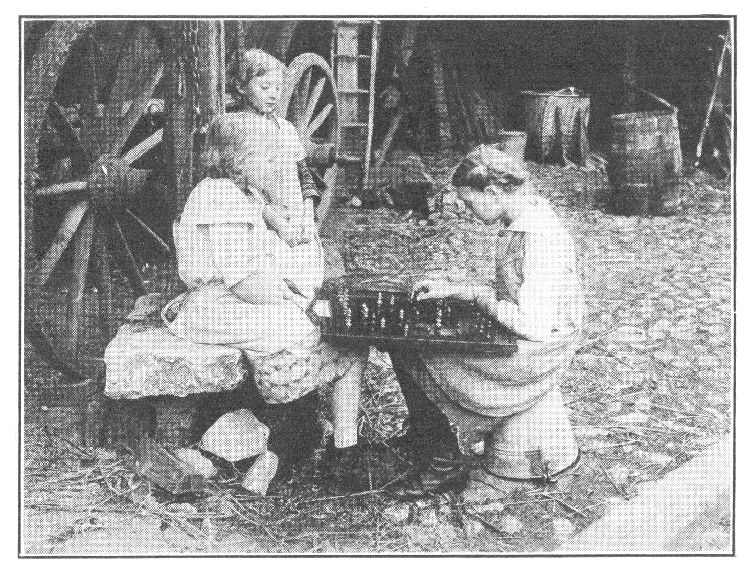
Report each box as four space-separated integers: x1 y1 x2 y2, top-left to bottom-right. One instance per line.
495 231 583 341
297 159 321 203
208 223 285 289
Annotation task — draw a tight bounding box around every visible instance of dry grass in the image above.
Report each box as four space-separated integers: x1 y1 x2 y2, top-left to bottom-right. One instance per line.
23 160 732 554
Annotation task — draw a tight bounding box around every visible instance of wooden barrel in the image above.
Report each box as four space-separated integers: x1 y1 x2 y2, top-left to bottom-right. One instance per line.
607 107 682 216
493 131 528 163
521 88 590 164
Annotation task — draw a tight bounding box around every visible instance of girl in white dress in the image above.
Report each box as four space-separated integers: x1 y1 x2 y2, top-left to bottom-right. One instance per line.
166 58 367 487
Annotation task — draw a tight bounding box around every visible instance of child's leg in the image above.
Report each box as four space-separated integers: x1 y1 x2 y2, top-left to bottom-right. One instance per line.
331 356 366 448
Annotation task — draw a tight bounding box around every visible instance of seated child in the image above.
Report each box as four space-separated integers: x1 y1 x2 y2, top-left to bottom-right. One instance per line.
166 88 368 490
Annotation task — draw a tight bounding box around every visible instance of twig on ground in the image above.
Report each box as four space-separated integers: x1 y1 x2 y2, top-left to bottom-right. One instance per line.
536 493 588 518
43 426 92 459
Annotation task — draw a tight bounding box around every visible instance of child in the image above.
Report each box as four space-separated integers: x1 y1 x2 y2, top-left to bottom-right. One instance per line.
166 81 367 489
232 48 319 249
387 145 584 501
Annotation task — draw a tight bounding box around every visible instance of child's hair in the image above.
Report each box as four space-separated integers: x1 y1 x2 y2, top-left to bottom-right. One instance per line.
452 144 530 191
238 49 285 86
199 114 250 185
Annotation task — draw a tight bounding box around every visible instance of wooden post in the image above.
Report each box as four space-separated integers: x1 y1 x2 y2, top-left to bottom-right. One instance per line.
196 20 225 126
621 23 642 110
162 22 194 220
362 21 380 186
235 20 248 62
273 21 298 61
429 41 452 151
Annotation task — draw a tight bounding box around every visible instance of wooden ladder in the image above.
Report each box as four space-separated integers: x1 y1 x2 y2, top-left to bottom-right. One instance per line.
330 19 381 187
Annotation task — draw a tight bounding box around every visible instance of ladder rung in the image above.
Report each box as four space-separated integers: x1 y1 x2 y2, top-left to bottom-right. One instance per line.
338 89 370 94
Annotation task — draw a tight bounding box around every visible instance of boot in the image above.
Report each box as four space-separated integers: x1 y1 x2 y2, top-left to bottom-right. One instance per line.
247 389 321 478
386 430 470 499
320 438 369 493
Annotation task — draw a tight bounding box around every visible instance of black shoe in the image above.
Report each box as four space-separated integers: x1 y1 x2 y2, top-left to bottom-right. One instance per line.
253 391 321 471
387 457 469 499
385 429 438 464
321 440 369 493
386 439 470 499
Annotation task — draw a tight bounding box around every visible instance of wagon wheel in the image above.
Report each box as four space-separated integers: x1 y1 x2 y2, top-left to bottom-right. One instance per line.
278 53 340 224
25 21 172 385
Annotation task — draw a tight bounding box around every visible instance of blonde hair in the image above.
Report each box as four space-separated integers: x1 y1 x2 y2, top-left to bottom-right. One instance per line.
238 49 285 85
199 114 250 185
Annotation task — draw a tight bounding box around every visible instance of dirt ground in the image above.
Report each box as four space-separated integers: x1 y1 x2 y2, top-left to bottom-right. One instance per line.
22 158 733 555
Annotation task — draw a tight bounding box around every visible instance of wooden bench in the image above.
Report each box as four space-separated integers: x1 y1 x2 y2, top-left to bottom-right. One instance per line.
102 294 247 448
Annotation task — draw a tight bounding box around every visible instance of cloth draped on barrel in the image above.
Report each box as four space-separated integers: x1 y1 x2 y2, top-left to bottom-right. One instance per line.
406 197 583 450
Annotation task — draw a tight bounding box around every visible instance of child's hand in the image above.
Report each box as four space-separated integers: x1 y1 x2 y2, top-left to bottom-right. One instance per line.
412 279 471 301
262 204 288 230
263 204 301 246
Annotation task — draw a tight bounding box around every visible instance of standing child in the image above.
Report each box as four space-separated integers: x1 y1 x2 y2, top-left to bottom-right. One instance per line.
232 48 320 248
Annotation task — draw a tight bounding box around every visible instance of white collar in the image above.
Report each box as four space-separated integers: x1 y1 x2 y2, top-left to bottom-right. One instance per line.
506 196 561 235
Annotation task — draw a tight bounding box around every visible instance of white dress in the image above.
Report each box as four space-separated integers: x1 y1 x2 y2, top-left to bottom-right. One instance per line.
168 177 323 355
167 178 363 404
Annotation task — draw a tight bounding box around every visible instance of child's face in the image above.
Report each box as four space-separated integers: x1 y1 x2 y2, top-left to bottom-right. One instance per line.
457 185 521 225
245 70 283 115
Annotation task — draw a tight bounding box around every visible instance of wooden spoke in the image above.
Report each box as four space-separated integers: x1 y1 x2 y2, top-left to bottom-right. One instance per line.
124 208 172 255
305 103 333 140
63 211 95 357
107 23 161 105
25 20 167 380
101 23 162 153
122 128 162 165
111 218 147 296
298 68 312 116
103 22 138 100
304 76 326 128
78 34 104 158
95 219 113 342
47 102 87 163
32 199 89 288
34 180 88 197
317 164 338 224
110 64 164 156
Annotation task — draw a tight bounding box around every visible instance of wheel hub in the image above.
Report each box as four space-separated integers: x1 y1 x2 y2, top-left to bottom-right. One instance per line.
86 155 148 209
